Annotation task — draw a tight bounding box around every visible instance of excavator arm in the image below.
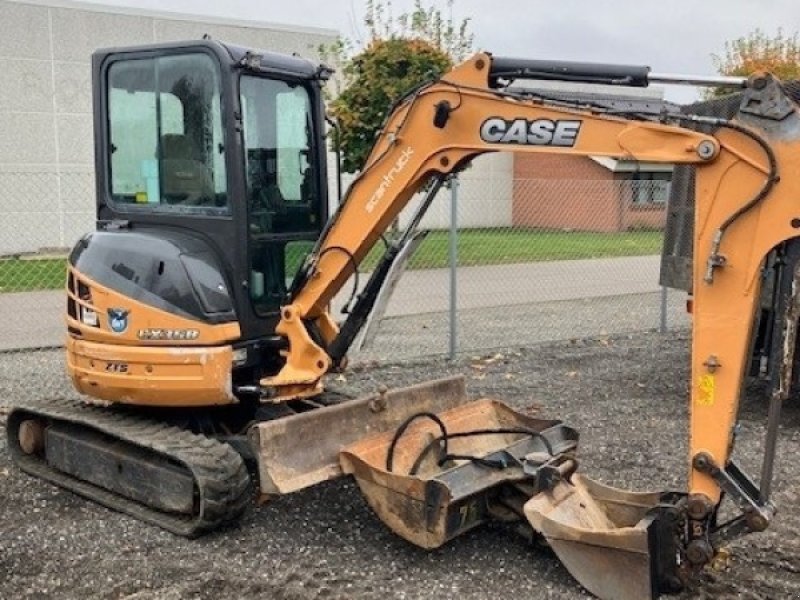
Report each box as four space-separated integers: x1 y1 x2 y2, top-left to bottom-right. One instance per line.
260 53 800 597
264 52 722 398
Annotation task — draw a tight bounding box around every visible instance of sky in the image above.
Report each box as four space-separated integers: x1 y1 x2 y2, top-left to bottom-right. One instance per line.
76 0 800 103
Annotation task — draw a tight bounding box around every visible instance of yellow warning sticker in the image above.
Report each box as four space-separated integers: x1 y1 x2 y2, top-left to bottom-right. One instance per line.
697 374 715 406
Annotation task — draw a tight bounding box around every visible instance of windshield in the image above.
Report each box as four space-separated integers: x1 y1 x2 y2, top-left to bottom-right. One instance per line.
107 52 228 213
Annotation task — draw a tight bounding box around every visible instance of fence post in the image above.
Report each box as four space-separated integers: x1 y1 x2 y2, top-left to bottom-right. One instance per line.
659 285 668 333
448 175 459 360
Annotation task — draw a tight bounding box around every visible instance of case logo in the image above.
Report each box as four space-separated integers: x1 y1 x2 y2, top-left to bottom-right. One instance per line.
480 118 582 147
107 308 129 334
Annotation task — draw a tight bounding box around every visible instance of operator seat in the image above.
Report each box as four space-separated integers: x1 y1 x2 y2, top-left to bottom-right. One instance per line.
159 134 215 206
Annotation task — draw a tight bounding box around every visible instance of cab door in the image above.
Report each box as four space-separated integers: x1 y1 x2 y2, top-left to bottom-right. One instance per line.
238 74 325 326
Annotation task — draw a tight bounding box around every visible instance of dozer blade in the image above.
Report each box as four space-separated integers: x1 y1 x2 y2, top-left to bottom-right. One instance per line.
339 398 579 549
524 475 684 600
250 376 473 496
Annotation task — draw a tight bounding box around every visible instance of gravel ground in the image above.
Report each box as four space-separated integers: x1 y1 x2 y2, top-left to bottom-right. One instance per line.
359 291 688 361
2 331 800 599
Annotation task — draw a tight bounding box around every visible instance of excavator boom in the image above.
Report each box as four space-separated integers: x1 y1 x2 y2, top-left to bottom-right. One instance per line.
257 53 798 598
264 52 721 398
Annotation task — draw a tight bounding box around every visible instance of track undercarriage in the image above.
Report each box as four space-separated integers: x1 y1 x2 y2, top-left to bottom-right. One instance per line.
7 377 694 600
7 399 251 537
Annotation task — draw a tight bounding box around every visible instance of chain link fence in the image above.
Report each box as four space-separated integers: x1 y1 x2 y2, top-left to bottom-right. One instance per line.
349 176 688 361
0 172 688 393
0 171 94 356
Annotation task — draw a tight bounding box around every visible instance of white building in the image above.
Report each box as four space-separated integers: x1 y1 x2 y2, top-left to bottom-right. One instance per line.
0 0 338 254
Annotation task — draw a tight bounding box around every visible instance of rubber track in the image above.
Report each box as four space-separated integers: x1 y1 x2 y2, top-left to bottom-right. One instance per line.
6 398 251 538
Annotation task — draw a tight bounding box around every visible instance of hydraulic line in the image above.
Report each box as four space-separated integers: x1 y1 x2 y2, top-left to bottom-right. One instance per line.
668 114 779 283
385 411 556 476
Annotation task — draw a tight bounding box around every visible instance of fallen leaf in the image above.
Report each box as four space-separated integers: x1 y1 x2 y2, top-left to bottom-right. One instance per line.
484 353 504 364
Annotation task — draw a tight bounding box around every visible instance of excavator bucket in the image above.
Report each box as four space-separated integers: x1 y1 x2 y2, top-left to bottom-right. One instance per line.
250 376 474 496
336 394 683 600
524 476 684 600
339 398 579 548
252 378 682 600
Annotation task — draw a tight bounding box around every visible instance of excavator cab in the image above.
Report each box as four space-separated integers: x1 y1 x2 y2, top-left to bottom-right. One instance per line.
82 40 329 375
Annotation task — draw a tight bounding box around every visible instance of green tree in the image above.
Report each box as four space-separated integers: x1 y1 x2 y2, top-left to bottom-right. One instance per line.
323 1 473 172
330 38 451 172
710 28 800 96
364 0 474 62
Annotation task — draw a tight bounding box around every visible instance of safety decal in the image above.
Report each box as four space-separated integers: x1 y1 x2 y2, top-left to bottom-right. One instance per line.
697 374 715 407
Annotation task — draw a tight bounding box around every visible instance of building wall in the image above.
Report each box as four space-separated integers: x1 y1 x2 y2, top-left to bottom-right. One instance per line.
511 153 667 232
618 186 668 231
0 0 338 254
401 153 513 231
333 152 514 232
507 78 668 233
512 154 620 232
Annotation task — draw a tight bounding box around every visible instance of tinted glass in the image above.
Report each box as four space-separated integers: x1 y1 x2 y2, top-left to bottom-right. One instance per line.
240 76 318 234
108 53 228 213
241 75 319 314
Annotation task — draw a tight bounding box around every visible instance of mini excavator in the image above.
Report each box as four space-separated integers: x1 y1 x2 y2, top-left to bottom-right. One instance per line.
7 40 800 600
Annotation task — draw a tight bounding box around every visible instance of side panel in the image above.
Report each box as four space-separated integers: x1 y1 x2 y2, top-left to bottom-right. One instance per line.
67 337 236 406
66 265 240 407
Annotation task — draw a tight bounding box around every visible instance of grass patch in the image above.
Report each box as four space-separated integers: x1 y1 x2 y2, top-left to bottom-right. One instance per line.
0 258 67 293
367 228 664 270
2 229 663 293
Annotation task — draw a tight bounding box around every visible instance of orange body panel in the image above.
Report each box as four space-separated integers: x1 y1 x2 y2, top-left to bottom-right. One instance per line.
66 267 241 406
67 337 236 406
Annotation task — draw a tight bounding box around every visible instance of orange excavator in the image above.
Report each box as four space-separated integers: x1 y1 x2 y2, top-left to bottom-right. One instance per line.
7 40 799 599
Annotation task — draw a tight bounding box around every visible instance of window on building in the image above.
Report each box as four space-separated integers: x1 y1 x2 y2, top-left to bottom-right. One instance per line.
630 172 671 205
107 53 228 212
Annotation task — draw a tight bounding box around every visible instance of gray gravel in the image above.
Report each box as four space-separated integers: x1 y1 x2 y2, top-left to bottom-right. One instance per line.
357 291 689 361
2 331 800 599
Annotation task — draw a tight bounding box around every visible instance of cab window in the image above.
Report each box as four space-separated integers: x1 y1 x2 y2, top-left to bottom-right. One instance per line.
240 75 319 315
107 53 228 212
240 76 318 234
